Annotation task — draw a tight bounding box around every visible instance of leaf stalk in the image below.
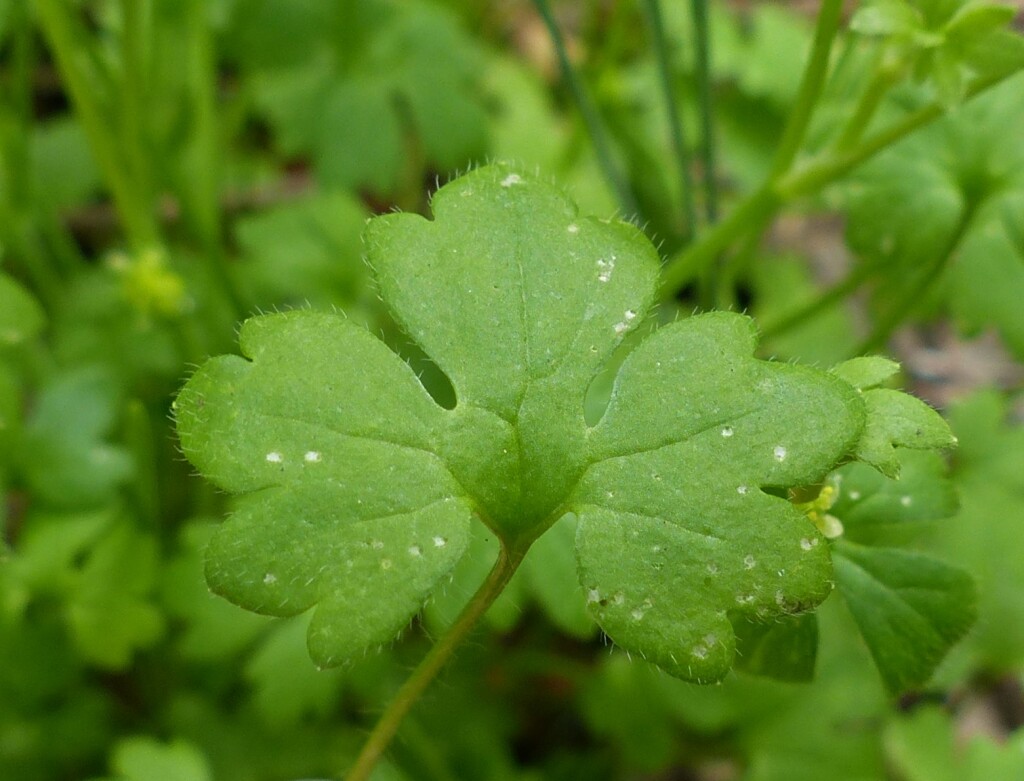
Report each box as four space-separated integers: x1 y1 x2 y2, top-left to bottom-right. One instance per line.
345 541 528 781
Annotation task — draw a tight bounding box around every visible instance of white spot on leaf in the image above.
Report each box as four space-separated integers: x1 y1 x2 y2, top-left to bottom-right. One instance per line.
501 173 522 187
900 495 913 507
263 573 277 585
432 536 447 548
721 426 734 438
304 450 321 463
773 445 787 462
567 223 579 234
408 545 422 557
737 485 749 495
265 451 283 464
744 555 757 569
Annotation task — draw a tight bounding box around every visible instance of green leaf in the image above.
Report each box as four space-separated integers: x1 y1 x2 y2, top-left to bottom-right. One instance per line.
0 272 45 347
944 3 1016 46
731 612 818 682
17 369 134 509
244 616 345 728
248 0 488 195
98 737 212 781
849 388 956 478
886 706 1024 781
160 522 270 662
832 450 958 547
233 191 369 310
851 0 925 37
844 77 1024 357
832 541 976 693
830 356 901 390
178 165 866 678
66 518 164 669
928 390 1024 671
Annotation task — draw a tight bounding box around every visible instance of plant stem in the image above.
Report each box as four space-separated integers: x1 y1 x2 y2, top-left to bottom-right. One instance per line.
690 0 718 223
659 185 780 297
759 257 881 340
832 63 895 152
531 0 640 218
659 65 1023 299
345 543 528 781
852 203 977 355
769 0 844 177
642 0 696 242
35 0 160 250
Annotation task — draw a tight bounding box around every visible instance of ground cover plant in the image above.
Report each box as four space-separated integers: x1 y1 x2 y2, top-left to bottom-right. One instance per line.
2 1 1024 779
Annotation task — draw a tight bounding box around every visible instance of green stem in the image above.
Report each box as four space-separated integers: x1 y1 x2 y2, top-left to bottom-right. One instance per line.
659 185 780 297
769 0 844 177
182 0 246 318
119 0 153 217
531 0 640 218
759 258 882 340
659 65 1023 299
690 0 718 223
780 69 1016 198
832 62 895 152
852 203 977 355
642 0 696 242
35 0 160 250
345 543 527 781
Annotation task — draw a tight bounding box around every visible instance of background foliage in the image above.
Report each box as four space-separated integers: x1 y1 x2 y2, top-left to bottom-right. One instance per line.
1 1 1023 779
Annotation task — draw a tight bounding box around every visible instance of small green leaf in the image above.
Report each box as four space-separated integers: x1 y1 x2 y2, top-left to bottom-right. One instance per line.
160 522 270 662
0 273 45 347
830 356 901 390
851 0 925 37
731 612 818 682
234 192 369 310
67 519 164 669
178 165 867 679
930 390 1024 671
850 389 956 478
98 737 212 781
833 541 976 693
944 3 1016 45
244 616 345 728
832 450 958 546
17 369 134 509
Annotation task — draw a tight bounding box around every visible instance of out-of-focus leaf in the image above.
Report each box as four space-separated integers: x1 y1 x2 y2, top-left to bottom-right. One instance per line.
833 541 976 692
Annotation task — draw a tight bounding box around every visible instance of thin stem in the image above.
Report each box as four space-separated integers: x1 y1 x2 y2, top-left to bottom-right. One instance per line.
690 0 718 223
642 0 696 242
769 0 844 178
832 63 895 152
659 65 1023 299
35 0 160 249
852 204 977 355
345 543 528 781
659 185 780 297
759 258 882 340
531 0 640 218
182 0 246 318
781 68 1017 198
119 0 154 216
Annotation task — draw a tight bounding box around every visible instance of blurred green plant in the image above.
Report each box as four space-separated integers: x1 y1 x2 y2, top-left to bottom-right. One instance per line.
1 1 1023 780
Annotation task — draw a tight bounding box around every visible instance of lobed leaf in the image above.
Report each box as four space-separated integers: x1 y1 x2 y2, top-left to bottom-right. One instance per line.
178 165 871 678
